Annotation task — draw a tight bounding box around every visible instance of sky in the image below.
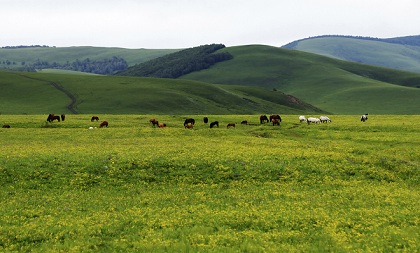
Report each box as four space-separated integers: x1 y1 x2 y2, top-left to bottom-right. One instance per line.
1 0 420 49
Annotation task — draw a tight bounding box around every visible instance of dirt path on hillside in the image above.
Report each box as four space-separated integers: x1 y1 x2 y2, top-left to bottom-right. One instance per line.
50 82 79 114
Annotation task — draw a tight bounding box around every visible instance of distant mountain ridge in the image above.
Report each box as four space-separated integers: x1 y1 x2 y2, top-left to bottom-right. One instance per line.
282 35 420 73
282 35 420 48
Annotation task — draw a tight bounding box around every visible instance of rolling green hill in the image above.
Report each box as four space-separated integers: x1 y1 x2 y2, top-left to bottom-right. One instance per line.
0 46 180 71
181 45 420 114
0 71 324 115
282 35 420 73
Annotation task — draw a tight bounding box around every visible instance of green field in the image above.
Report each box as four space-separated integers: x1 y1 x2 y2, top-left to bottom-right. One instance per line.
1 114 419 252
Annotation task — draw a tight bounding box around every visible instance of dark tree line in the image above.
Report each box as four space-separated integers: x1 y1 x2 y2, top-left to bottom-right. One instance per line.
116 44 233 78
1 45 52 49
27 56 128 74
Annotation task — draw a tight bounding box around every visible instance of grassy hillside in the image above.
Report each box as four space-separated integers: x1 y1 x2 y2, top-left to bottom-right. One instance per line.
0 71 324 115
0 46 180 70
181 45 420 114
282 36 420 73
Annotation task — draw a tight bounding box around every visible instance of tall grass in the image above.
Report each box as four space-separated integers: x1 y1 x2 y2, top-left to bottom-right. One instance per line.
1 114 419 252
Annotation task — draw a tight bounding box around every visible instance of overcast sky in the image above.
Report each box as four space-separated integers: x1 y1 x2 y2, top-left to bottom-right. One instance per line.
1 0 419 49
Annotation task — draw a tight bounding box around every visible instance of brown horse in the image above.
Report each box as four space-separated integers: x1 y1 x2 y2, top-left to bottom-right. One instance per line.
260 115 269 124
185 123 194 129
2 124 10 128
99 121 108 128
227 123 236 128
47 114 60 122
158 123 167 128
91 116 99 122
272 118 280 126
270 114 281 122
149 118 159 127
241 120 248 125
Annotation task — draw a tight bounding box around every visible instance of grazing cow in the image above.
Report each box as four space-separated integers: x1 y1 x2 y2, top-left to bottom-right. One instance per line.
210 121 219 128
47 114 60 122
260 115 269 124
99 121 108 128
2 124 10 128
61 114 66 121
241 120 248 125
299 116 307 123
307 117 320 124
361 114 368 122
185 123 194 129
149 118 159 127
203 117 209 124
227 123 236 128
270 114 282 123
184 118 195 127
272 119 280 126
320 116 331 123
158 123 167 128
91 116 99 122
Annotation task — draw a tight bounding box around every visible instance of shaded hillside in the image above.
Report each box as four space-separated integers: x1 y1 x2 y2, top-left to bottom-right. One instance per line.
282 35 420 73
116 44 233 78
181 45 420 114
0 46 179 72
0 71 324 115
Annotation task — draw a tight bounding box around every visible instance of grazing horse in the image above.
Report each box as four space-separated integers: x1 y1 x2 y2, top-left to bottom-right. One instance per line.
158 123 167 128
241 120 248 125
227 123 236 128
99 121 108 128
361 114 368 122
203 117 209 124
270 114 281 123
2 124 10 128
184 118 195 127
260 115 269 124
149 118 159 127
61 114 65 121
47 114 60 122
272 119 280 126
210 121 219 128
91 116 99 122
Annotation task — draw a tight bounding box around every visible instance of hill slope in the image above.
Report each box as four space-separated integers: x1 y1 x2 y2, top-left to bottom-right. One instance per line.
282 35 420 73
181 45 420 114
0 71 324 115
0 46 180 71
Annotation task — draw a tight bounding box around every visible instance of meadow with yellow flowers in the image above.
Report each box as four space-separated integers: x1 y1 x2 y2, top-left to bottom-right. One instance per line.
1 114 419 252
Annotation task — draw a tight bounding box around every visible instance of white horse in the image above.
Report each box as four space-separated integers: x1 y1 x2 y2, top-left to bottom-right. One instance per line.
320 116 331 123
307 117 320 124
299 115 307 123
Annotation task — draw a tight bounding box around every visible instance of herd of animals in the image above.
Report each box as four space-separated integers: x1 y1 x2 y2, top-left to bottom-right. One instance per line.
1 113 369 129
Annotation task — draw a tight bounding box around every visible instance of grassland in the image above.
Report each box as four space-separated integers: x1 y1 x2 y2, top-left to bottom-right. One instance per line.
182 45 420 114
0 46 179 69
1 114 419 252
0 71 324 115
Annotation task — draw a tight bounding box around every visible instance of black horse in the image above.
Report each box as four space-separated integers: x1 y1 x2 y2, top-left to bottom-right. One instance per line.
210 121 219 128
203 117 209 124
47 114 60 122
184 118 195 127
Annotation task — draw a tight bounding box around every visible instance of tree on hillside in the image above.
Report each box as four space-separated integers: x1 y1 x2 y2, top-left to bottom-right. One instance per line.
116 44 233 78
